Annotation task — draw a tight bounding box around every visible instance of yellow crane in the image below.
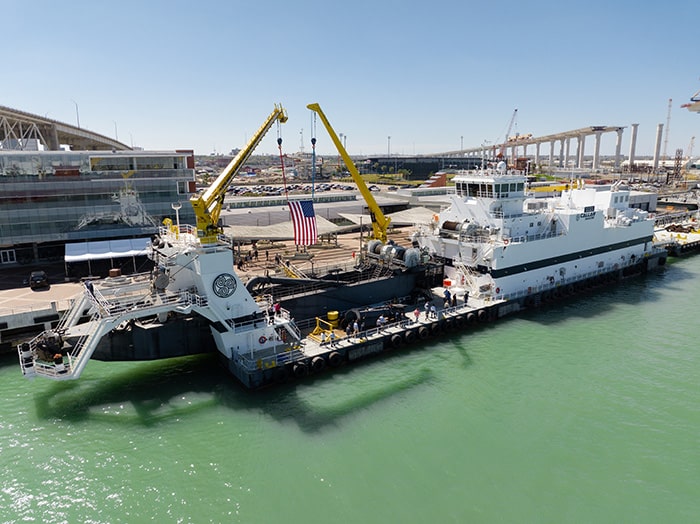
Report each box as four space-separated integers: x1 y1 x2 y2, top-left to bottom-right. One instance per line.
306 103 391 243
190 104 288 244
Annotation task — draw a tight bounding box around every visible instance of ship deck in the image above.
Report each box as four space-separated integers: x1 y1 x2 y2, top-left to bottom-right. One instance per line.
0 228 413 350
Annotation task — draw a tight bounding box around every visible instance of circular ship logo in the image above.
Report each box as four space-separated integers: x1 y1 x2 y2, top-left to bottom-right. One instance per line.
212 273 237 298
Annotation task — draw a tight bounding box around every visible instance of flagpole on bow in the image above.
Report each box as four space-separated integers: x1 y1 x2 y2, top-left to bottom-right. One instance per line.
277 119 289 201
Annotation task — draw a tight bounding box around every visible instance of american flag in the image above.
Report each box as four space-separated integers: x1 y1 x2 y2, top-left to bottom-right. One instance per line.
289 200 318 246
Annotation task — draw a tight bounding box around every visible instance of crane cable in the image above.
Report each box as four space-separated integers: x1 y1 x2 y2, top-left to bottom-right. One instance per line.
277 119 289 201
310 111 317 200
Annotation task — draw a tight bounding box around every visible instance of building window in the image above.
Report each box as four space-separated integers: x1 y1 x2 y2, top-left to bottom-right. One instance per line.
0 250 16 264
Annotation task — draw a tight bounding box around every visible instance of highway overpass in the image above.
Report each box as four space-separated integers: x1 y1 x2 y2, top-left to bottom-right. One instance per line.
0 105 131 151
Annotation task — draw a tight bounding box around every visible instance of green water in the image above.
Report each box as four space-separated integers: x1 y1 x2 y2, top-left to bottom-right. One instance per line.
2 259 699 523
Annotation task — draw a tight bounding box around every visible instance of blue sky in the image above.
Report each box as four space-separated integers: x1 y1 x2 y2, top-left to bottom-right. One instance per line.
4 0 698 158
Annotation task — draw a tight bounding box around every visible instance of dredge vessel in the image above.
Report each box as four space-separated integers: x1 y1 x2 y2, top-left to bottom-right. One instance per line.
17 107 667 389
17 104 439 389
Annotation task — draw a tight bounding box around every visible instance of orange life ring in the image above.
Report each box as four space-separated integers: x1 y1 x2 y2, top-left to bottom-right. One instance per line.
495 287 500 294
258 336 267 344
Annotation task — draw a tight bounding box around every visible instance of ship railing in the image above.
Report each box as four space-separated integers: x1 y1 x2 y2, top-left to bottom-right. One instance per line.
458 232 494 244
255 293 274 313
283 313 302 340
157 224 229 249
265 270 378 302
93 286 205 319
307 259 358 276
25 310 105 380
654 211 696 227
514 229 566 244
236 347 306 371
265 279 325 301
55 292 91 332
158 223 197 238
457 228 568 247
61 312 109 378
225 306 296 335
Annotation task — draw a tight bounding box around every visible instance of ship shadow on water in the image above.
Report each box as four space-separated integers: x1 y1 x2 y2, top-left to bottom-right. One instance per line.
31 347 439 433
33 353 228 425
25 267 688 429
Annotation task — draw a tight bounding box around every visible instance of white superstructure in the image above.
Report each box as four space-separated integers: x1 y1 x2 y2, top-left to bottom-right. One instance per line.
413 163 663 300
18 224 304 388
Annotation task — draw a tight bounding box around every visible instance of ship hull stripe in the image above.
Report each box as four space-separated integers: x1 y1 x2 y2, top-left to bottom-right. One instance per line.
484 235 653 278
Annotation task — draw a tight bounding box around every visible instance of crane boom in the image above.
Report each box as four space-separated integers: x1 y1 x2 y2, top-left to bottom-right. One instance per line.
306 103 390 243
190 104 288 244
498 109 518 158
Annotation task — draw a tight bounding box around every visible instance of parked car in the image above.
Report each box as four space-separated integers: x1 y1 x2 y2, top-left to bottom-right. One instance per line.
29 270 50 290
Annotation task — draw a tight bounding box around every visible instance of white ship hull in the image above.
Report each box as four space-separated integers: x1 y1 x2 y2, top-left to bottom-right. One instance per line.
414 165 665 301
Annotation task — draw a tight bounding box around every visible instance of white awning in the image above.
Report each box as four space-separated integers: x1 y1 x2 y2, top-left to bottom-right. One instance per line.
65 238 151 262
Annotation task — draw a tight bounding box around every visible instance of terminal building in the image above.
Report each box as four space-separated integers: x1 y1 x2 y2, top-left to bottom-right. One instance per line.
0 148 195 275
0 105 197 276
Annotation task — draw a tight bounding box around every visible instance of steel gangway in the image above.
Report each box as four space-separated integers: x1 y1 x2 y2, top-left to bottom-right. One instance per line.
19 284 208 381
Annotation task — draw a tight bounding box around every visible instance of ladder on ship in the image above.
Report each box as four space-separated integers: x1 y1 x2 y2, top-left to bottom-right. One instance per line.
371 262 385 279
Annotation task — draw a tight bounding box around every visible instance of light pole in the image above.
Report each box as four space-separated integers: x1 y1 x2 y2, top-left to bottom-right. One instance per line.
71 100 80 128
113 121 118 141
387 136 391 157
461 136 464 151
338 133 344 172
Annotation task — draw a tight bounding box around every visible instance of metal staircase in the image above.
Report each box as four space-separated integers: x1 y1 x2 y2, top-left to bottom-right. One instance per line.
279 260 309 279
453 259 480 294
19 283 209 381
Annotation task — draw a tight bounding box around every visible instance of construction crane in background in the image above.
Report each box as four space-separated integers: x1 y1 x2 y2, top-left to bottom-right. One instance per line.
497 109 518 160
663 98 672 159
